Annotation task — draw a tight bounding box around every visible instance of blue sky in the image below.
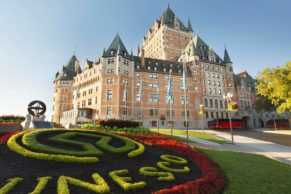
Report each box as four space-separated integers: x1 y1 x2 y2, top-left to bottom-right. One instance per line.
0 0 290 119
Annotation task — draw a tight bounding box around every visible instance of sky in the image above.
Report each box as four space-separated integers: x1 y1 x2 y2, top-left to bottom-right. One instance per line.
0 0 290 119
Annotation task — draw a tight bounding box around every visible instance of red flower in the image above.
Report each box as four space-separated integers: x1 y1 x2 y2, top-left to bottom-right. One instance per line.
122 134 225 194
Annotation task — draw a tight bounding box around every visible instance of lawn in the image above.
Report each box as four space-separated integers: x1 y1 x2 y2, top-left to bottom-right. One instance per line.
198 148 291 194
150 128 230 144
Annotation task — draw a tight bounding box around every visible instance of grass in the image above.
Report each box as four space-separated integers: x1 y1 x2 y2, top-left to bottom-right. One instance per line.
198 148 291 194
150 128 230 144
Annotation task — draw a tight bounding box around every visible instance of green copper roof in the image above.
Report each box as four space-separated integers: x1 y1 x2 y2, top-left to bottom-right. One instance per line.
187 18 193 32
190 36 224 64
55 55 80 80
104 33 129 58
224 48 232 64
160 5 192 32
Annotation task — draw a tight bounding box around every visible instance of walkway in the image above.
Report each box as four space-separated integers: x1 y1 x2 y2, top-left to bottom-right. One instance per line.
188 130 291 165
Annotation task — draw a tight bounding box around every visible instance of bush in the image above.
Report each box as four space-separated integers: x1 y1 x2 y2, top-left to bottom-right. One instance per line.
99 119 139 128
0 115 25 122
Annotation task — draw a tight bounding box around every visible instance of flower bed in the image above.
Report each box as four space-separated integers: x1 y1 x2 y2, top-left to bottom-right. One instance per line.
122 134 225 194
0 129 224 193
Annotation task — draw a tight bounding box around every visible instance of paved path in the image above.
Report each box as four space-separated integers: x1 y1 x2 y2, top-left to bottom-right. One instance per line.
202 130 291 165
158 132 221 146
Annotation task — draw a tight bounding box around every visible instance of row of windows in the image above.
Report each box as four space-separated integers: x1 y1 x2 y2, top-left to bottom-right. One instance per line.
204 98 227 109
150 120 189 127
203 88 222 95
240 100 251 108
77 97 98 108
205 111 229 119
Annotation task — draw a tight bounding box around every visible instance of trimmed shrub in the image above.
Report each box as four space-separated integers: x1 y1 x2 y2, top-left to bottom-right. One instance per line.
108 169 146 191
29 177 52 194
139 167 175 181
160 155 188 164
0 178 23 194
0 115 25 122
99 119 139 128
157 161 190 174
57 173 110 194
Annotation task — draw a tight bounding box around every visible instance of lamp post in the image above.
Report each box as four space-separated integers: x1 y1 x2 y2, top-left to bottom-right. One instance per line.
199 104 205 133
223 92 234 144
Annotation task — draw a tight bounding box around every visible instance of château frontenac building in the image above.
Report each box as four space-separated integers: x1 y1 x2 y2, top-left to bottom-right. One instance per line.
52 5 263 128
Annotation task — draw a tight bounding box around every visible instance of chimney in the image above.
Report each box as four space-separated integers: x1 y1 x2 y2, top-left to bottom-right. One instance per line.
141 48 145 68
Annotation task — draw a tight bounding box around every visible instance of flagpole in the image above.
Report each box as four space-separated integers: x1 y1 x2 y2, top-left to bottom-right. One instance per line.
156 84 160 134
169 70 173 137
140 80 143 127
182 52 189 144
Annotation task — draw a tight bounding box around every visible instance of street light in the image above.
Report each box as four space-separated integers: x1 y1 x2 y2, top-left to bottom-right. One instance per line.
223 92 234 144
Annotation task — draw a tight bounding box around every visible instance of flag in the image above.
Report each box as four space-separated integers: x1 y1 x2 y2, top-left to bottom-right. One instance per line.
123 87 127 102
166 76 172 101
182 62 187 90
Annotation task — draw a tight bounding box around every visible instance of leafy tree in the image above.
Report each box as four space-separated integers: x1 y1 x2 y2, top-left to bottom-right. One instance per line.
255 94 276 112
256 62 291 122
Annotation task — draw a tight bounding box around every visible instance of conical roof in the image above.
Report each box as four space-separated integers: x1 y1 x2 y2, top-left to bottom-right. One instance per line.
104 33 129 58
55 55 79 80
224 48 232 64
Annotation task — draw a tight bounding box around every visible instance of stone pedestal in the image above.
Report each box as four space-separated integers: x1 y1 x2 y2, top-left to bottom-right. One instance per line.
21 114 54 130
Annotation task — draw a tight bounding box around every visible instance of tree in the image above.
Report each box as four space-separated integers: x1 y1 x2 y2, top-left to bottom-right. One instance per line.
255 94 276 112
256 62 291 123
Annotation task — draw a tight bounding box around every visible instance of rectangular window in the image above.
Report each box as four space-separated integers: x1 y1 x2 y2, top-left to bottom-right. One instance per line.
95 97 98 104
107 107 112 115
166 95 174 104
206 111 209 118
107 68 114 74
107 90 113 100
166 110 175 117
151 121 157 127
88 98 92 106
181 96 189 105
149 94 158 103
107 78 114 84
123 107 128 115
149 109 158 116
181 110 190 117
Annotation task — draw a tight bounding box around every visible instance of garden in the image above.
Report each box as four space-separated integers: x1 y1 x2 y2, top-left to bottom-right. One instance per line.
0 122 225 194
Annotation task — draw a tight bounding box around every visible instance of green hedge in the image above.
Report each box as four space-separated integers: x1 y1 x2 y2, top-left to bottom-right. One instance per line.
7 129 144 163
139 167 175 181
108 169 146 191
57 173 110 194
0 178 23 194
29 177 51 194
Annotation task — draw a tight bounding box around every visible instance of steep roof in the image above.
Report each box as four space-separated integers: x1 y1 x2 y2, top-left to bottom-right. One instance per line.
103 33 129 58
160 5 192 32
183 35 224 64
224 48 232 64
234 71 256 90
133 56 192 76
55 55 79 80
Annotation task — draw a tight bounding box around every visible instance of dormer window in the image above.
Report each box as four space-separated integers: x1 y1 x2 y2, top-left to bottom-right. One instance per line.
163 68 166 72
137 66 140 69
111 50 114 55
174 16 179 29
154 67 157 71
147 66 151 70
